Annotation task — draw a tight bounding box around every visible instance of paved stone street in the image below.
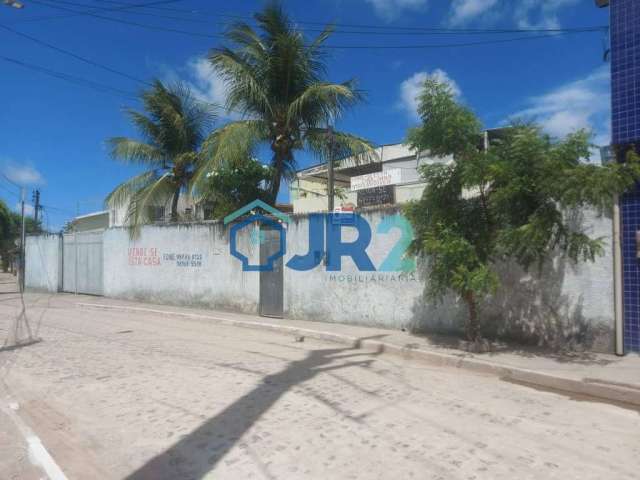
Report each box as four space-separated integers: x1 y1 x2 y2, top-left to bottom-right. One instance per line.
1 282 639 479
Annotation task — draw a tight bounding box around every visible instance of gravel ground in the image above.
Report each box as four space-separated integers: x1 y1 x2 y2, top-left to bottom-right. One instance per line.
1 281 639 479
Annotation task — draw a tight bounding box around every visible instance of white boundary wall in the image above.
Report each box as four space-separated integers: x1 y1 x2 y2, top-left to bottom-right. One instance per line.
25 208 616 351
103 223 259 313
25 234 61 293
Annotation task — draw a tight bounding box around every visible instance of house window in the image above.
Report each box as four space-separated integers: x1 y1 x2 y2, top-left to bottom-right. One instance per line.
147 206 165 222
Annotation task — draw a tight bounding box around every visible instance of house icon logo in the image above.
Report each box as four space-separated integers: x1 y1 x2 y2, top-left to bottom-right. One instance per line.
224 200 291 272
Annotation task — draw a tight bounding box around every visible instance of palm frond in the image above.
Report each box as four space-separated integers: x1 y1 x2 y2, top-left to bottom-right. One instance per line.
308 24 334 54
107 79 218 219
105 170 159 209
287 81 362 127
124 109 163 146
209 48 273 117
305 128 378 166
124 172 175 235
106 138 166 166
192 120 268 195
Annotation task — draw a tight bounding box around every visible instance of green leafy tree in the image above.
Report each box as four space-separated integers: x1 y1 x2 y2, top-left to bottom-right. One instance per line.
202 159 273 219
0 199 42 272
106 81 216 230
0 200 14 271
195 2 375 203
405 79 640 343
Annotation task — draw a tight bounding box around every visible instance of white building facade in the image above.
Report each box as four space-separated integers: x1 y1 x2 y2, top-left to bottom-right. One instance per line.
290 143 450 214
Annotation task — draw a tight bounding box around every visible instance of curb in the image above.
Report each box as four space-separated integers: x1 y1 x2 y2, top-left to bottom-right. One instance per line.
76 302 640 408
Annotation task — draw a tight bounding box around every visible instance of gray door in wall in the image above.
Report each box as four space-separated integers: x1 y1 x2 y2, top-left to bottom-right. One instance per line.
259 225 284 318
62 231 104 296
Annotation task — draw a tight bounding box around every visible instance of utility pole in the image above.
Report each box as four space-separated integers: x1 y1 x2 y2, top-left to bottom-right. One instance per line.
19 187 26 292
327 126 335 213
32 189 40 225
74 201 78 295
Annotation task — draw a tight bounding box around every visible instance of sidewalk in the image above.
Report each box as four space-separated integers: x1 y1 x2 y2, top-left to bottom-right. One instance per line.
55 293 640 408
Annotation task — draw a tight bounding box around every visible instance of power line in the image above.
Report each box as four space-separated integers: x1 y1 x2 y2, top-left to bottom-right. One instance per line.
25 0 607 35
0 42 244 115
31 0 216 26
14 0 608 36
0 182 20 199
40 203 78 215
323 31 591 49
0 24 151 86
12 0 187 23
0 54 138 98
1 173 21 189
90 0 197 13
12 0 604 49
22 0 224 40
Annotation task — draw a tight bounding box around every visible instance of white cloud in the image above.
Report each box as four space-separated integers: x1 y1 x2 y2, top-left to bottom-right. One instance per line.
185 57 230 108
514 0 579 29
448 0 498 26
2 163 45 186
16 202 34 215
365 0 428 20
164 56 238 120
446 0 579 28
511 66 610 144
398 69 461 120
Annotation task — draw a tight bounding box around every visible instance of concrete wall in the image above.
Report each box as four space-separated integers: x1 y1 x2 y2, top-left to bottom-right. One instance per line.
25 206 617 351
25 234 61 293
284 207 423 329
284 207 615 351
103 223 259 313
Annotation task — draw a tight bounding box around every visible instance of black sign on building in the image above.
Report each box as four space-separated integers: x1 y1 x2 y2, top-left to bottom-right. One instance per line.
357 186 395 208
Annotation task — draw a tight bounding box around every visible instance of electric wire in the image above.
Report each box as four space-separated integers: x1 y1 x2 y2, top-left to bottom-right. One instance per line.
17 0 605 48
28 0 608 35
1 173 22 190
20 0 226 39
12 0 188 23
0 23 152 86
0 183 20 199
0 54 139 99
14 0 608 36
93 0 197 13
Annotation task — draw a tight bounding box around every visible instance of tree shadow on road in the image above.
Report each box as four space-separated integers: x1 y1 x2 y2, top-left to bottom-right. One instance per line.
125 336 385 480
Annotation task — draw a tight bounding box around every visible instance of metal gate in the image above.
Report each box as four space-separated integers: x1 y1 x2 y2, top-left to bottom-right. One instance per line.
259 226 284 317
63 231 104 295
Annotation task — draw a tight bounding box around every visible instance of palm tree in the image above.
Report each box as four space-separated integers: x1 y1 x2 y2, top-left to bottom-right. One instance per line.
106 81 216 229
194 2 375 203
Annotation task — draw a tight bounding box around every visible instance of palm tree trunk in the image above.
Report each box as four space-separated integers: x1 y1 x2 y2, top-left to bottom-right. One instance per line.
268 150 285 205
170 188 180 222
269 172 281 205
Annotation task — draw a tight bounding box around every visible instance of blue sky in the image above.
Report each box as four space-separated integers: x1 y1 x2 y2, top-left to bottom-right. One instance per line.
0 0 610 230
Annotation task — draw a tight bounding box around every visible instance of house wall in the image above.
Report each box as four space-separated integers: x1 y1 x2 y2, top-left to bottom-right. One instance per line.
108 193 201 227
102 223 259 313
74 213 109 232
290 146 451 213
25 234 61 293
